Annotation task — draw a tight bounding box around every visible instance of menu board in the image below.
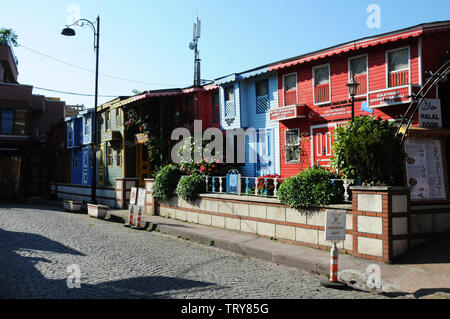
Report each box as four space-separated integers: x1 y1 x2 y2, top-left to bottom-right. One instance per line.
404 138 447 201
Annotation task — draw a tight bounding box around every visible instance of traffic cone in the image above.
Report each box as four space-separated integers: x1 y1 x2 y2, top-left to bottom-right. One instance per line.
123 205 135 228
132 206 145 230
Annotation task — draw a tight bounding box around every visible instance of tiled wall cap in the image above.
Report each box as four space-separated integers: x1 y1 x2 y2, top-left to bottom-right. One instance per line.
350 186 411 191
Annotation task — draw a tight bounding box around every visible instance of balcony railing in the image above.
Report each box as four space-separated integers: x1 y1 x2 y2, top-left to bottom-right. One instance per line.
314 83 330 104
354 74 368 95
389 70 409 88
284 90 297 106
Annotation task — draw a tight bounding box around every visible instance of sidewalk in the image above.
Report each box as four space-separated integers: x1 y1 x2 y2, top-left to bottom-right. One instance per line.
108 209 450 298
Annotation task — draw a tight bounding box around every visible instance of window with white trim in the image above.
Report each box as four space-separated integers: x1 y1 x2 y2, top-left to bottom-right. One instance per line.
224 86 235 118
285 129 300 164
313 65 330 104
349 56 368 95
283 74 297 106
256 79 269 113
387 48 409 87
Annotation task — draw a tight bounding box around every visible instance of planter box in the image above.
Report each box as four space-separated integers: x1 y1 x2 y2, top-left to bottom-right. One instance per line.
63 200 83 213
87 204 109 219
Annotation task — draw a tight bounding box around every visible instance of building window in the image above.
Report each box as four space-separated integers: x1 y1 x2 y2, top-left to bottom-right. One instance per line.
84 115 89 135
73 150 78 168
224 87 235 118
105 110 110 131
256 79 270 113
349 55 368 96
106 144 113 167
185 96 195 121
387 47 409 87
1 109 13 134
313 65 330 104
283 73 297 106
212 92 219 123
116 149 122 167
115 108 121 127
285 129 301 164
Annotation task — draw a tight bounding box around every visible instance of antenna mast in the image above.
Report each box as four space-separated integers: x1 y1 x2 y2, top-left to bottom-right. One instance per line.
189 17 201 87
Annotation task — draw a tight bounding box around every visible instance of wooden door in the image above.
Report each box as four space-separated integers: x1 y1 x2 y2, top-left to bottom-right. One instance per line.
137 144 151 187
312 124 336 167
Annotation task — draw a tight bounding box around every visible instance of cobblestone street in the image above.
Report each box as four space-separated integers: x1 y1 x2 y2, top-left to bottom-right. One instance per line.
0 204 386 299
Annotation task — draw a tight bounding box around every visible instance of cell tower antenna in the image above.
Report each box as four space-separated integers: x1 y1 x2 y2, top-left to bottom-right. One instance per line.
189 17 201 86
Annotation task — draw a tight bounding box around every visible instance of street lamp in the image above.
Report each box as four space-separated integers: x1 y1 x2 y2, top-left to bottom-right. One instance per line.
347 75 359 121
62 16 100 204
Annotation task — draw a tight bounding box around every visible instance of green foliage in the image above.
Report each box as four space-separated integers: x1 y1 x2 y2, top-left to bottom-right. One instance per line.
330 116 405 185
0 28 18 46
176 173 205 202
277 165 344 209
151 165 182 200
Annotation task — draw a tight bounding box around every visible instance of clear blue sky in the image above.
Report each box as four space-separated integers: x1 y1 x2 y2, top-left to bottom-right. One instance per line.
2 0 449 108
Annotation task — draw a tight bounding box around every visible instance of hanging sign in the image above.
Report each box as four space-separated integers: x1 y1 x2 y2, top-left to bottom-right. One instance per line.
419 99 442 128
325 210 347 242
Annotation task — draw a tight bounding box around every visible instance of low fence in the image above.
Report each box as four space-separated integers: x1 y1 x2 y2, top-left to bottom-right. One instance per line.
51 183 116 208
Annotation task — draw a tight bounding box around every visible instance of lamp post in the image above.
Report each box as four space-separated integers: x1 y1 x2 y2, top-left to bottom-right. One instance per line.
62 16 100 203
347 76 359 121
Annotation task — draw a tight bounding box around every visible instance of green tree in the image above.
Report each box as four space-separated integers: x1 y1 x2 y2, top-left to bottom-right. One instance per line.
0 28 18 46
330 116 405 186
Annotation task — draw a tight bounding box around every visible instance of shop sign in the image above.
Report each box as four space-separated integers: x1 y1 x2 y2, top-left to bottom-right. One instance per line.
419 99 442 128
270 104 306 121
368 86 410 108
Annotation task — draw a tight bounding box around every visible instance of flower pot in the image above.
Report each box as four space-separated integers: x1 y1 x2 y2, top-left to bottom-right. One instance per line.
87 204 109 219
63 200 83 213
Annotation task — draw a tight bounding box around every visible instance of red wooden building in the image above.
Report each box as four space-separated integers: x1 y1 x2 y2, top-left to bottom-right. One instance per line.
267 21 450 177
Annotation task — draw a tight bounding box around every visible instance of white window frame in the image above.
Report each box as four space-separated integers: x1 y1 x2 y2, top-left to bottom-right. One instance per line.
224 86 236 119
284 128 301 164
348 54 369 98
312 63 331 105
385 46 411 88
282 72 298 106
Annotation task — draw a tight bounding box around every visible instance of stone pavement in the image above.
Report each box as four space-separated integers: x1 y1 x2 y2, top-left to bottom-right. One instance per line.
0 204 387 299
108 208 450 298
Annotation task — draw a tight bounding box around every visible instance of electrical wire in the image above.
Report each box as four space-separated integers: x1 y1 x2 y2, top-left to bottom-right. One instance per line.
32 86 121 98
17 43 187 87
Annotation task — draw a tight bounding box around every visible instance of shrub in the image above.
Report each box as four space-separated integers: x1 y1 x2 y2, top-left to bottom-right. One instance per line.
151 165 182 200
176 173 205 202
277 165 344 209
330 116 405 185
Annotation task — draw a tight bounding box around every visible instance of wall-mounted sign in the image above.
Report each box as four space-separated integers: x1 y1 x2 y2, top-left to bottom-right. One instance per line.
419 99 442 128
405 138 447 201
102 130 122 142
368 86 411 108
325 210 346 242
270 104 306 121
135 133 149 144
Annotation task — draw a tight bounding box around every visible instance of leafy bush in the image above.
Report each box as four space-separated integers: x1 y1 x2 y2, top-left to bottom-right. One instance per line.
330 116 404 185
277 166 344 209
176 173 205 201
151 165 182 200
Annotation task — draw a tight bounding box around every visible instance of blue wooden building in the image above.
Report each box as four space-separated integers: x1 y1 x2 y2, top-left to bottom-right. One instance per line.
65 109 94 185
215 67 280 177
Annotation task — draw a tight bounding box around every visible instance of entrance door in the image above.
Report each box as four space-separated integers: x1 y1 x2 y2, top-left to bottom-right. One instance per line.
82 147 90 185
311 124 336 167
137 144 151 186
257 128 274 176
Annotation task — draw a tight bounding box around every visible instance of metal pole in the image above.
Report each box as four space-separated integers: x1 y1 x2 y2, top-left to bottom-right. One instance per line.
351 95 355 121
91 16 100 203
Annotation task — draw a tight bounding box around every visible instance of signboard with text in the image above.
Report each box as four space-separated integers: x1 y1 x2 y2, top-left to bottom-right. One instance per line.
368 86 411 108
325 210 347 242
270 104 306 121
419 99 442 128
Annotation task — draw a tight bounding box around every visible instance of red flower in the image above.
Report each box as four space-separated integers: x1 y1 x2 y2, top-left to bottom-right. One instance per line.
200 166 207 173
